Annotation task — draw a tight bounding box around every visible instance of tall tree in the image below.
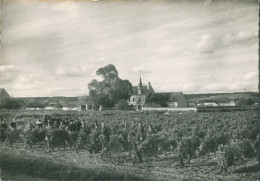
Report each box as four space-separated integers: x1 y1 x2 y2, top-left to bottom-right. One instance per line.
96 64 118 83
88 64 132 108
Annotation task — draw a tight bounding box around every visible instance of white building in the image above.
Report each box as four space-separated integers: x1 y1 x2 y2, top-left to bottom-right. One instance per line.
218 100 236 106
203 102 218 107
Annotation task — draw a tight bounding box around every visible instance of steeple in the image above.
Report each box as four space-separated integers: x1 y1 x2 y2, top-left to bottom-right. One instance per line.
138 76 143 89
138 71 143 94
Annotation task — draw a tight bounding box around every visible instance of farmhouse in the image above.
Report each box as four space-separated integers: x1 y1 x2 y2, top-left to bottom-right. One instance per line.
0 88 11 104
218 100 237 106
203 102 218 107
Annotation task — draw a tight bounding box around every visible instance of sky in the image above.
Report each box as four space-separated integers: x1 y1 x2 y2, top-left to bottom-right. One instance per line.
1 0 258 97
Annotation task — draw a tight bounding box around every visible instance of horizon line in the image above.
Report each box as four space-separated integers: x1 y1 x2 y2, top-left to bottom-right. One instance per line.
10 90 259 98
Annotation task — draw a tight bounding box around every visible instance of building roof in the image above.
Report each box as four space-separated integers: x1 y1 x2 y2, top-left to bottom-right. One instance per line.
132 84 155 96
0 88 10 97
0 88 11 102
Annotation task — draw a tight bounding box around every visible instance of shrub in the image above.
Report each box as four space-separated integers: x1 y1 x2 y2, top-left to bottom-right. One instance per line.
230 144 243 161
239 140 255 158
179 137 198 160
216 132 229 145
109 134 124 152
200 135 218 154
192 125 206 139
141 134 160 157
157 133 177 154
224 147 234 167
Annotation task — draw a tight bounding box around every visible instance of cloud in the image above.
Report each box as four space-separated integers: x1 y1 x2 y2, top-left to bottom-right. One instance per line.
1 1 258 96
174 83 201 93
228 81 257 92
243 72 258 81
204 0 212 6
0 64 15 71
200 83 228 92
131 64 154 75
55 65 93 77
80 86 87 91
235 31 257 43
194 30 257 58
221 31 257 50
199 74 212 79
12 74 42 90
46 87 63 93
132 64 145 72
51 2 79 18
196 34 215 54
152 83 201 93
13 83 36 91
0 64 19 83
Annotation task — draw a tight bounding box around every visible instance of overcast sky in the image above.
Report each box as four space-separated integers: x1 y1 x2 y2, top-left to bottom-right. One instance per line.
1 0 258 97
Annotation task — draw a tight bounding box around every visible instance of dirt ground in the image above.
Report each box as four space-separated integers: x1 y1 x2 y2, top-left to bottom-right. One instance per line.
0 141 259 181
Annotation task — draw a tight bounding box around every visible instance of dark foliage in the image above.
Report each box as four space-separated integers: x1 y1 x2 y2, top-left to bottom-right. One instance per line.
88 64 132 108
0 99 24 110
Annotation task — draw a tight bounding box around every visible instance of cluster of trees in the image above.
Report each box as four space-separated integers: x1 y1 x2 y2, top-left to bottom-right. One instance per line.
0 98 24 110
236 97 256 106
88 64 133 109
25 100 47 109
146 93 171 107
0 98 64 110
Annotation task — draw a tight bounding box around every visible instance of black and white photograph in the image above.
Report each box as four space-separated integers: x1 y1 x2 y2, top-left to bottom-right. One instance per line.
0 0 259 180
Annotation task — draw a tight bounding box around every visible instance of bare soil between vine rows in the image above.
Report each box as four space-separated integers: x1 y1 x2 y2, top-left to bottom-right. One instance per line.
0 142 258 181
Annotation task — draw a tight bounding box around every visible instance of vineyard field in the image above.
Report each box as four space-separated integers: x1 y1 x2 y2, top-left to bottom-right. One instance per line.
0 110 259 181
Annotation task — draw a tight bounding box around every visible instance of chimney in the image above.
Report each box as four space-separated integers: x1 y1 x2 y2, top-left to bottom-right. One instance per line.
148 82 151 90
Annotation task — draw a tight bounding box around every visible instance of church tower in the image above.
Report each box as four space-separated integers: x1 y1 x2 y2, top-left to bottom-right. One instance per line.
128 72 155 110
138 76 143 95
